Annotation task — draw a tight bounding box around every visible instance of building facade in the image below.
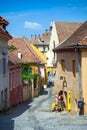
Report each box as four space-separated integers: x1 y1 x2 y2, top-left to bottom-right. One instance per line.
8 37 45 100
54 21 87 114
47 21 82 74
8 52 23 107
0 16 12 111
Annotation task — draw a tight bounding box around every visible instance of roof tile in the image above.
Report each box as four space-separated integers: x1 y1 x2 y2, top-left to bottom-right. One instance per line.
54 21 87 51
30 30 51 45
8 37 44 64
0 16 12 39
55 22 82 43
8 52 22 65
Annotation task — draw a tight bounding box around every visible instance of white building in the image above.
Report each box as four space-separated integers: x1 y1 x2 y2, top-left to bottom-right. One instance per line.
0 16 12 111
47 21 82 69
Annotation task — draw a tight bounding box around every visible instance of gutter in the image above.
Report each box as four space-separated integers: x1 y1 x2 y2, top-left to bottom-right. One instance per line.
53 45 87 52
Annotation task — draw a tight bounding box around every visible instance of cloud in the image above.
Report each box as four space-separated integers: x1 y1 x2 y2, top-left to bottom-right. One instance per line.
24 21 42 29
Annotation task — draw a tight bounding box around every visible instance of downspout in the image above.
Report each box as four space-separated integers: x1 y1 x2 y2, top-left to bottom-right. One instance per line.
77 49 82 100
38 63 40 95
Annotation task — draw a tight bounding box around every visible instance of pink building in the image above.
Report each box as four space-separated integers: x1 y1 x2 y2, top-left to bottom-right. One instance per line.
8 52 23 107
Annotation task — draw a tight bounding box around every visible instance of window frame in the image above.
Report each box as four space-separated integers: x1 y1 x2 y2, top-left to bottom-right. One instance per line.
72 60 76 78
61 59 65 72
3 58 6 75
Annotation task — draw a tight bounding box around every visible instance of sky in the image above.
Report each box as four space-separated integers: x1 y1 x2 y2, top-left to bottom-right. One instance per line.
0 0 87 39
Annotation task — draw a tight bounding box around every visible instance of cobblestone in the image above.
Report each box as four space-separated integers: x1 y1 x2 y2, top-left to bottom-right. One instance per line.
0 87 87 130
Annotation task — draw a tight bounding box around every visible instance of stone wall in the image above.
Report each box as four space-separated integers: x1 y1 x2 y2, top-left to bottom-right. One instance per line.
54 51 80 113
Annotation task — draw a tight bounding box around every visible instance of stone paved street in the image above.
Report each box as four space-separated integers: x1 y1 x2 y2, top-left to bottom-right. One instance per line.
0 87 87 130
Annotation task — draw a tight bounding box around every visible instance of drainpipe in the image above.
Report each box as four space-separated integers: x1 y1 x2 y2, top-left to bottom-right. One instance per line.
77 49 84 115
77 49 82 100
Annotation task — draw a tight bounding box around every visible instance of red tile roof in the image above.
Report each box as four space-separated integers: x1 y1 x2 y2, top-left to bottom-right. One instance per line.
8 37 44 64
55 22 82 43
0 16 12 39
54 21 87 51
8 52 22 65
30 30 51 45
79 36 87 45
0 30 12 39
0 16 9 25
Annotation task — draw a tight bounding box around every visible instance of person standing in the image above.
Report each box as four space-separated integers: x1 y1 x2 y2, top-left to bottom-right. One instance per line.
58 91 63 112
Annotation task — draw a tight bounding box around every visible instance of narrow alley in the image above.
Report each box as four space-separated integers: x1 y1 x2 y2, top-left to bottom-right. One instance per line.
0 87 87 130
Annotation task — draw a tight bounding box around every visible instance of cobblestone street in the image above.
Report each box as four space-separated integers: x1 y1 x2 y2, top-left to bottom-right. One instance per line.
0 87 87 130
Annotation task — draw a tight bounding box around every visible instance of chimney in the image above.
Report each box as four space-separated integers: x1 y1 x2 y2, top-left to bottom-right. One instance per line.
35 34 37 39
18 50 22 59
31 34 33 38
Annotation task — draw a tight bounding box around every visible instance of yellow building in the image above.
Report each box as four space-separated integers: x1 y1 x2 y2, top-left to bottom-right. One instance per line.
29 30 56 81
29 41 48 87
54 21 87 114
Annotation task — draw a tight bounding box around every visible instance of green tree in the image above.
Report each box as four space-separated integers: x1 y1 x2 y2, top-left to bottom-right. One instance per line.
22 62 39 80
8 45 17 52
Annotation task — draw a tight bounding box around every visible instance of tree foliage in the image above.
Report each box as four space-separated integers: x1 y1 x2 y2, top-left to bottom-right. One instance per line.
22 62 39 80
8 45 17 52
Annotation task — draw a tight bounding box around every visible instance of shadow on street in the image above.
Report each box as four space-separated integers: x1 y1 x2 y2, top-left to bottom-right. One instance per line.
0 101 31 130
40 89 48 96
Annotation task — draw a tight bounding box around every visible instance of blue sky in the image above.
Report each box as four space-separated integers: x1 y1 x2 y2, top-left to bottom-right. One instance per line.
0 0 87 39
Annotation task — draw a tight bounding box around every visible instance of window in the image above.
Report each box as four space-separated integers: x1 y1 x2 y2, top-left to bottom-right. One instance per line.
54 52 55 60
1 91 3 104
15 69 18 86
61 59 65 72
34 79 37 89
53 41 55 48
9 72 12 90
43 46 45 52
4 88 8 102
19 68 22 84
13 71 15 88
28 68 32 75
3 58 6 75
72 60 76 77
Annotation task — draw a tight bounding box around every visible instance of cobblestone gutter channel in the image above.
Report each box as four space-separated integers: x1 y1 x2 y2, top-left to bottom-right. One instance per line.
28 87 53 130
29 87 52 112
